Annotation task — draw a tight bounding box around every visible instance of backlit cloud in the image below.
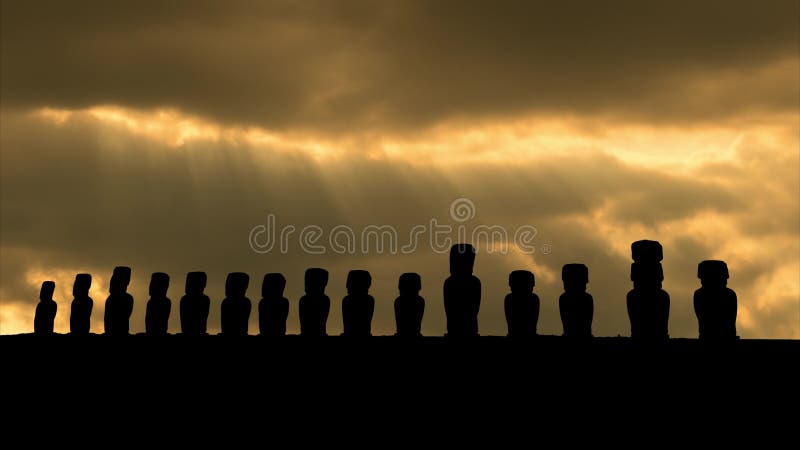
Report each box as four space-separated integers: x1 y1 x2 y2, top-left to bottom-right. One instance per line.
1 108 796 337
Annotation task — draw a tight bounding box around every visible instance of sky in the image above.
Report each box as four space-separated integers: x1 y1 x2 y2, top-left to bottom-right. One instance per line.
1 0 798 337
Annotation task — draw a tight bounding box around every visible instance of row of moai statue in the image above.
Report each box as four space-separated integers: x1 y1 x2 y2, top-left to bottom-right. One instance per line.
33 241 738 340
624 240 737 340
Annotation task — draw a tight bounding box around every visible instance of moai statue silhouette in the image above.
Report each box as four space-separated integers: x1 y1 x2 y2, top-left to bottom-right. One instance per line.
220 272 251 336
443 244 481 337
342 270 375 337
299 268 330 337
180 272 211 336
627 241 670 340
104 266 134 336
504 270 539 337
259 273 289 336
394 273 424 337
694 260 737 340
559 264 593 338
145 272 171 336
34 281 57 335
70 274 93 335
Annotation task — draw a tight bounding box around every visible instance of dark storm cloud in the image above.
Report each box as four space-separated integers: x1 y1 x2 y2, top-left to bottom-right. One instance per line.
2 0 797 131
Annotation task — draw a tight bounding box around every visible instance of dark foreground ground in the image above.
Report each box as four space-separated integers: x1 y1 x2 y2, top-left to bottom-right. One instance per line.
2 335 798 441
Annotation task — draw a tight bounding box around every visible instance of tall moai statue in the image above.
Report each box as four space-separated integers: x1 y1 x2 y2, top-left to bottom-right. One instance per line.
443 243 481 337
627 240 670 340
104 266 134 336
342 270 375 337
180 272 210 335
259 273 289 336
70 273 93 335
299 268 330 337
145 272 171 336
394 272 425 337
34 281 57 335
559 264 593 338
220 272 251 336
694 260 738 340
504 270 539 337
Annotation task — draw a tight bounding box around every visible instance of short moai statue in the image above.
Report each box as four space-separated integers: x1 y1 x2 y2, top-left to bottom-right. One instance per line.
34 281 57 335
145 272 171 336
180 272 211 336
220 272 251 336
627 241 670 340
299 268 330 337
394 273 425 337
342 270 375 337
504 270 539 337
694 260 737 340
70 274 93 335
104 266 134 336
259 273 289 336
559 264 593 338
443 244 481 337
